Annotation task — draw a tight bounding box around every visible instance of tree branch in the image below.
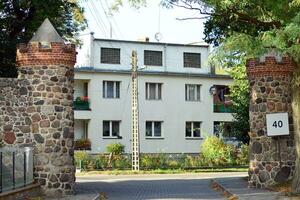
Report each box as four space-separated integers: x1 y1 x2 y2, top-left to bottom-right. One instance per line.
176 16 210 20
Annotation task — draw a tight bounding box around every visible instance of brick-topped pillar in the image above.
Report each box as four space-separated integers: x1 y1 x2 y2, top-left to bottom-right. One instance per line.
16 19 76 197
246 55 296 188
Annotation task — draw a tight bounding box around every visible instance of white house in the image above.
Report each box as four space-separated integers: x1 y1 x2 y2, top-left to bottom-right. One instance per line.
74 33 233 153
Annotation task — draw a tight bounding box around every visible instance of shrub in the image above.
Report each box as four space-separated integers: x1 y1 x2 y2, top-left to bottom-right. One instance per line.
140 154 168 169
106 143 125 155
113 155 131 169
201 136 237 166
236 144 249 165
74 151 92 170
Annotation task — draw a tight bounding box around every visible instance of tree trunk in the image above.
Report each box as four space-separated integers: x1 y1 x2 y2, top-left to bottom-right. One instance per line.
292 64 300 193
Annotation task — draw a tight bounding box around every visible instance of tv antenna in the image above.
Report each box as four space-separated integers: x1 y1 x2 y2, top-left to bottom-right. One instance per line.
154 4 163 42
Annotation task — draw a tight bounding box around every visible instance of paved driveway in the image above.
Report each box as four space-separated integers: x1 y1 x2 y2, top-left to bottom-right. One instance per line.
75 172 247 200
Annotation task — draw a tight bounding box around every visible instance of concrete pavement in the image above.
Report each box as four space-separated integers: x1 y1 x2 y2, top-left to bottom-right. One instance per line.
74 172 247 200
47 172 298 200
213 176 296 200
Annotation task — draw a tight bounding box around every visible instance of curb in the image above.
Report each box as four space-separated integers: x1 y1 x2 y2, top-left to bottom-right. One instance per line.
210 179 239 200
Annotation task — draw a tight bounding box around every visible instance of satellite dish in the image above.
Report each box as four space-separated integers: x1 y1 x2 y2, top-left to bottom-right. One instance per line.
155 32 163 42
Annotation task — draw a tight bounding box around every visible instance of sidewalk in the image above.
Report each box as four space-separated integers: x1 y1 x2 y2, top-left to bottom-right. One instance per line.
213 176 297 200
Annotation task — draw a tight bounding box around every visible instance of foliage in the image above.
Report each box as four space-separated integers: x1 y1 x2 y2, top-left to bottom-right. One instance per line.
236 144 249 165
229 64 250 144
106 143 125 155
75 96 89 103
0 0 87 77
110 0 147 11
140 154 168 169
201 136 237 166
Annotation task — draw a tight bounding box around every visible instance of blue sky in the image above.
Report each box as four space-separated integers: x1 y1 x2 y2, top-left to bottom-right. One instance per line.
80 0 206 44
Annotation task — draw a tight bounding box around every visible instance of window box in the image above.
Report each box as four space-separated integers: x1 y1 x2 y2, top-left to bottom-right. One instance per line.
74 96 90 110
214 103 233 113
75 139 91 150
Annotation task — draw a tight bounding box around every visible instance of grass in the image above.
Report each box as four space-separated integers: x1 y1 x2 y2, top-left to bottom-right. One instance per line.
76 167 248 176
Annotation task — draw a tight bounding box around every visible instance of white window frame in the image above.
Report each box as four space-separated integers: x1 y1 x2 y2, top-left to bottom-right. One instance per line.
103 120 121 138
145 121 163 138
185 121 202 138
185 84 201 101
103 81 120 99
145 83 162 100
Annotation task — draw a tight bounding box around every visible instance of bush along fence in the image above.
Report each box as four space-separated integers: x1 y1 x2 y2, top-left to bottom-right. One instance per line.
0 147 34 193
75 137 249 171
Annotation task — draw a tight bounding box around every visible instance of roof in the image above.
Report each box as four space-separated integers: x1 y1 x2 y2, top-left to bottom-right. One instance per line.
74 67 232 79
93 38 210 48
30 18 64 43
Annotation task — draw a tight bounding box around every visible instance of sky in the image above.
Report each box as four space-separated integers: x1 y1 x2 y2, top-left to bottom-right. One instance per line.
80 0 207 44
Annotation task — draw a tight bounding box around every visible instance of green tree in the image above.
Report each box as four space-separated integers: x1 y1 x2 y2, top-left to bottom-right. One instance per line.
164 0 300 193
229 64 250 144
0 0 86 77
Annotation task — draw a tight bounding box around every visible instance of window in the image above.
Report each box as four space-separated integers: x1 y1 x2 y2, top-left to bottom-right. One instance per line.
214 121 234 138
185 121 201 138
184 52 201 68
103 81 120 98
145 83 162 100
101 47 120 64
185 84 201 101
144 50 162 66
146 121 163 138
103 121 120 137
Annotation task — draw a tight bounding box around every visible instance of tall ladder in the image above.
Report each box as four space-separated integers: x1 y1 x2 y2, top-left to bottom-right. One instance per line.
131 50 140 171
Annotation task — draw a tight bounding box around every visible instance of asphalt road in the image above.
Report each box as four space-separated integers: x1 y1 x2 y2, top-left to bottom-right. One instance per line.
74 172 247 200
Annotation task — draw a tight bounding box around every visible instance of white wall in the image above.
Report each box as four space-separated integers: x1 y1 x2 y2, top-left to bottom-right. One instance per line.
74 71 233 153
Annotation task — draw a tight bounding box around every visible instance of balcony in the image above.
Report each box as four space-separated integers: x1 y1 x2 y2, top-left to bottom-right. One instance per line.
74 97 90 110
212 85 233 113
74 119 91 150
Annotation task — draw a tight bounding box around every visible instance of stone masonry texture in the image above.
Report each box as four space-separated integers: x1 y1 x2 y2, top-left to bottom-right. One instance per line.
0 41 76 197
246 56 296 188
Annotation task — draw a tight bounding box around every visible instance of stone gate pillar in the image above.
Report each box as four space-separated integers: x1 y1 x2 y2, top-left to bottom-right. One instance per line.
16 19 76 196
247 54 296 188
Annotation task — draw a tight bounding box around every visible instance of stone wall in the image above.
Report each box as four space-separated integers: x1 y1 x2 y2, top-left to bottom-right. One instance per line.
247 56 296 188
0 78 31 146
0 41 76 197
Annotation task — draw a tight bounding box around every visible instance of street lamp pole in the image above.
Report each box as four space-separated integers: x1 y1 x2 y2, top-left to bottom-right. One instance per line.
131 50 140 171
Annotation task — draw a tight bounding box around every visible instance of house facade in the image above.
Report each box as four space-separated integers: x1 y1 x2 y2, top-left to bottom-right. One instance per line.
74 33 233 153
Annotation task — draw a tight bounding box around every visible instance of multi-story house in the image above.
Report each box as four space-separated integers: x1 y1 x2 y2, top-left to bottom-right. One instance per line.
74 33 233 153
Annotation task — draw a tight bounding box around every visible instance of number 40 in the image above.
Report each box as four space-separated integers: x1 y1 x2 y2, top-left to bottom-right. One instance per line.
272 120 283 128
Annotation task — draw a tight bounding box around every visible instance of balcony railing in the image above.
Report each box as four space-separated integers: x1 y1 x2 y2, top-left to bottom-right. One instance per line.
0 147 33 193
214 103 233 113
74 96 90 110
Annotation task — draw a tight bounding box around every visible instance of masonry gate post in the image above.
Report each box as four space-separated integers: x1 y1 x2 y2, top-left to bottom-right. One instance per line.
246 54 296 188
16 19 76 197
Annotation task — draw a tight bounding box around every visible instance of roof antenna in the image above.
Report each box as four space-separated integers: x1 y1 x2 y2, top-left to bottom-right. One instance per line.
154 3 163 42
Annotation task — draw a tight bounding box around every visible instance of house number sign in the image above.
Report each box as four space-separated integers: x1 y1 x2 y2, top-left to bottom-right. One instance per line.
266 113 290 136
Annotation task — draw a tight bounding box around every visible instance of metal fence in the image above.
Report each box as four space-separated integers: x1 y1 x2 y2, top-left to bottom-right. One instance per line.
0 147 33 193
